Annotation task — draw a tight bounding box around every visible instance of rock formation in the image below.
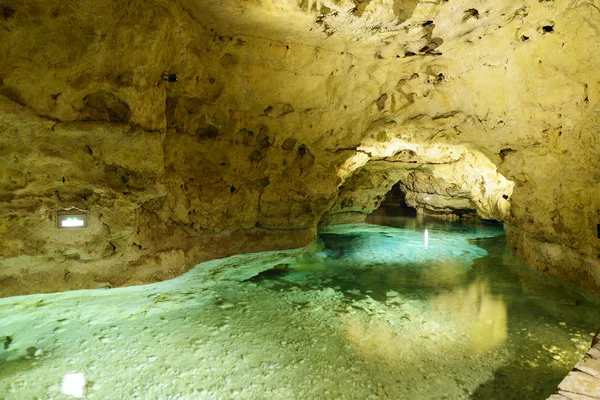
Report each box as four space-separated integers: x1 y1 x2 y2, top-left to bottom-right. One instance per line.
0 0 598 296
322 141 513 223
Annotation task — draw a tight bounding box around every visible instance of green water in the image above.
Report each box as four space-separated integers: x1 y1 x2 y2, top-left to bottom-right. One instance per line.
1 213 599 399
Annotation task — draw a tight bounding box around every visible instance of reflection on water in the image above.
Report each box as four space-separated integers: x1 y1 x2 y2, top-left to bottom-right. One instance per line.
252 209 600 398
341 278 507 367
432 279 507 352
1 209 599 399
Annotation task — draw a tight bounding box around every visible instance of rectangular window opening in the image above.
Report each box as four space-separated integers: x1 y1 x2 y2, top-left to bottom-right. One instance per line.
57 210 88 229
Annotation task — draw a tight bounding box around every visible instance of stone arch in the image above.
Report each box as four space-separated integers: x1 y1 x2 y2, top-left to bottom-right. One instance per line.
321 142 514 225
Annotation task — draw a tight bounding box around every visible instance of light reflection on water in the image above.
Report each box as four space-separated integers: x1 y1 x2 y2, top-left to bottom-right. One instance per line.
0 208 599 399
252 208 600 398
431 279 507 352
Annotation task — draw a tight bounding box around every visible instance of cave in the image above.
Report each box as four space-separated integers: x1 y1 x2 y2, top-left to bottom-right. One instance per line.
371 181 419 217
1 0 600 398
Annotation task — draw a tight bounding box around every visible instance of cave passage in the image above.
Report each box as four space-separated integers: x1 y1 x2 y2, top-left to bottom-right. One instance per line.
373 181 418 218
1 216 600 399
371 179 485 221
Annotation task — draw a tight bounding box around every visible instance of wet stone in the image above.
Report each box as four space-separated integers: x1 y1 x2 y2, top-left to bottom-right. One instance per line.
575 358 600 378
558 372 600 397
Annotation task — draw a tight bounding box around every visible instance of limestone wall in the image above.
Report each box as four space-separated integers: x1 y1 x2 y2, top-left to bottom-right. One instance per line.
322 143 514 222
0 0 598 296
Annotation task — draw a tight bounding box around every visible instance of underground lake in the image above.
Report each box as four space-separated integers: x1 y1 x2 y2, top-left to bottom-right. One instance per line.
1 211 599 400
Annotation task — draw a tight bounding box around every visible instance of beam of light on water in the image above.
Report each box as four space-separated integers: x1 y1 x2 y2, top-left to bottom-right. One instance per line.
424 228 429 249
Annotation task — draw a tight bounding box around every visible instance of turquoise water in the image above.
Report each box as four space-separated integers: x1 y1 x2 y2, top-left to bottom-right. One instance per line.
1 212 599 399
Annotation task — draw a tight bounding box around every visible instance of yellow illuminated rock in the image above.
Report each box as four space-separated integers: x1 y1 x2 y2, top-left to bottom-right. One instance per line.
0 0 599 296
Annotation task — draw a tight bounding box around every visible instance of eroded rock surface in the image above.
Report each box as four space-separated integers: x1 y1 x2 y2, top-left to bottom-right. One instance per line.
322 142 513 223
0 0 599 296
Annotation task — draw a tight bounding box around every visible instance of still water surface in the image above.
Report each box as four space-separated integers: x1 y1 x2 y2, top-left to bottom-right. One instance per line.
1 211 599 399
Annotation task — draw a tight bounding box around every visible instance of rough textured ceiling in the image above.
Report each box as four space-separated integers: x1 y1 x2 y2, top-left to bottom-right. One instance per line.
0 0 598 297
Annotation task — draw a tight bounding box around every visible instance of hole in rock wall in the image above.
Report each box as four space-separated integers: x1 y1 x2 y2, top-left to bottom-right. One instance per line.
56 210 88 229
373 182 417 218
542 25 554 33
327 142 514 225
370 179 479 222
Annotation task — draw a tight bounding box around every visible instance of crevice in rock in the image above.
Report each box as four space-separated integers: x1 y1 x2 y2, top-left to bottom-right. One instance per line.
462 9 479 22
82 91 131 123
542 25 554 33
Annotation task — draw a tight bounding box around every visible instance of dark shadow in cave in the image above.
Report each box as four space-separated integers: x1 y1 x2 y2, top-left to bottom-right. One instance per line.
370 181 417 219
368 180 485 223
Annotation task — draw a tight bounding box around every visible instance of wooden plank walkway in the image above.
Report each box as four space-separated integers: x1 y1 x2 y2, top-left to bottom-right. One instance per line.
548 331 600 399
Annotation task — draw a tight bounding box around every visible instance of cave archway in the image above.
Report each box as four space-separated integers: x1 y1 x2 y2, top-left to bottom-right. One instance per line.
320 143 514 225
371 175 482 221
371 181 417 218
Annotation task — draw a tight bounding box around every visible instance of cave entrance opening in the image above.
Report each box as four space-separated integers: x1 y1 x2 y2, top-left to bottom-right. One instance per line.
369 181 417 218
325 145 514 226
366 177 484 225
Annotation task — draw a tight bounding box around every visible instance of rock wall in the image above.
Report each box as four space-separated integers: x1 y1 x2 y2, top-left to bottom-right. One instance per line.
0 0 599 296
0 98 318 296
321 143 513 223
